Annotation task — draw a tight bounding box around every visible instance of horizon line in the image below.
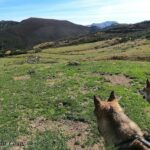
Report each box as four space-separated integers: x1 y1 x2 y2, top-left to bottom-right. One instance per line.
0 17 149 26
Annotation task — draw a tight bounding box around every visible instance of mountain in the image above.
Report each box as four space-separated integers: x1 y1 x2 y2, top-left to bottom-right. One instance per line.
0 17 90 50
64 21 150 46
104 21 150 33
0 18 150 52
89 21 119 29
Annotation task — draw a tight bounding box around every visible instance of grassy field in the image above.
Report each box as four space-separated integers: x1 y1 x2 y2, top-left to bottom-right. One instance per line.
0 38 150 150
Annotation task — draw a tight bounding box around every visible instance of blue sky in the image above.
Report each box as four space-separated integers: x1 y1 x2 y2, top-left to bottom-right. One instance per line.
0 0 150 25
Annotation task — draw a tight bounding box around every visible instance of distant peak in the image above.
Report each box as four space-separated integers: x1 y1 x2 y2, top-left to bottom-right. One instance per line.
90 21 119 29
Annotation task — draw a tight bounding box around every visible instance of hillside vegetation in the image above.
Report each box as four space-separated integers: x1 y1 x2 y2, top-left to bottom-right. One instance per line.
0 19 150 52
0 18 90 50
0 38 150 150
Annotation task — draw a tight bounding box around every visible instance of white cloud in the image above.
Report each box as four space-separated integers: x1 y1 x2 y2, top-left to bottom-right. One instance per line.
70 0 150 24
96 0 150 23
0 0 150 24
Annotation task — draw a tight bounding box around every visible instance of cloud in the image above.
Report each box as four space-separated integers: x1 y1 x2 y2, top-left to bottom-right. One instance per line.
97 0 150 23
0 0 150 24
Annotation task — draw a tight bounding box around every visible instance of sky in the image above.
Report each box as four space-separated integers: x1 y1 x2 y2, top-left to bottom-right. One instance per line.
0 0 150 25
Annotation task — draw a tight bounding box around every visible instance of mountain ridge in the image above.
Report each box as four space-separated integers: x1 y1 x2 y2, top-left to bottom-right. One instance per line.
0 17 90 50
0 18 150 51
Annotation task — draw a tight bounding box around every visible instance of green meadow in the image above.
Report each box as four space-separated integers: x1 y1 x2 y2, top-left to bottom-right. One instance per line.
0 38 150 150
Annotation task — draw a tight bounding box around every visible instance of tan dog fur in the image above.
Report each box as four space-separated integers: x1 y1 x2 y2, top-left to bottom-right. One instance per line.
94 91 149 150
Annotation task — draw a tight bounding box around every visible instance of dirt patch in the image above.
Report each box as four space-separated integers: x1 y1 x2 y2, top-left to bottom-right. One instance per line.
102 74 131 86
29 117 89 136
13 75 30 81
29 117 105 150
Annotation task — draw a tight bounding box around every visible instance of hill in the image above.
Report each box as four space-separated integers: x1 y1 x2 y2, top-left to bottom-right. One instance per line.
0 17 90 50
104 21 150 34
0 18 150 54
64 21 150 46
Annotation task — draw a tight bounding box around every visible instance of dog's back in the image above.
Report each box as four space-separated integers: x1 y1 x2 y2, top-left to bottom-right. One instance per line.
94 91 149 150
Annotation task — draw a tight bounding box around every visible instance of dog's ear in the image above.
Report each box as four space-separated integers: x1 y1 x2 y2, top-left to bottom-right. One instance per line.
146 79 150 88
108 91 116 101
94 95 101 108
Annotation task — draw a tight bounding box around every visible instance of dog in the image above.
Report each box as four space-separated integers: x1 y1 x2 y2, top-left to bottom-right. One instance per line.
139 79 150 104
93 91 150 150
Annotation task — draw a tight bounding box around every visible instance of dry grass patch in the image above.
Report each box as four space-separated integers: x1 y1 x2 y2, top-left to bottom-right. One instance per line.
11 146 23 150
13 75 30 81
10 136 29 150
45 78 62 86
45 78 61 86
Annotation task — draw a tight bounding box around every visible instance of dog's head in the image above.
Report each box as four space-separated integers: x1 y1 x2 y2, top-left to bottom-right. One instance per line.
139 79 150 103
93 91 122 120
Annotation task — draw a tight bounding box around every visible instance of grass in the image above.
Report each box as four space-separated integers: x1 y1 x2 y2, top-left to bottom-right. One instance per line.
26 131 68 150
0 38 150 149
